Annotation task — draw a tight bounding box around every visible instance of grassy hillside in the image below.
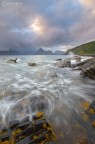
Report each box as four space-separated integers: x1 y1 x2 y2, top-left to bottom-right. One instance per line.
67 41 95 55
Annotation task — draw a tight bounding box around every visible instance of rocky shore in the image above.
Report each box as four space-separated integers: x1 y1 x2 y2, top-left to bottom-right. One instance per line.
1 55 95 144
55 56 95 80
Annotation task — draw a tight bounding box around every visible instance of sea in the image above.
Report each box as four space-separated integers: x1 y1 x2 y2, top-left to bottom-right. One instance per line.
0 55 95 144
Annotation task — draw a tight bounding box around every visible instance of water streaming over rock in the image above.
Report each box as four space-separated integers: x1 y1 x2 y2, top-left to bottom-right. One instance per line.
0 55 95 143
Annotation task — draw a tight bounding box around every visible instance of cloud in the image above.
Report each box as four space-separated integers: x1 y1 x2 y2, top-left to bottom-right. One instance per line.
78 0 95 7
0 0 95 51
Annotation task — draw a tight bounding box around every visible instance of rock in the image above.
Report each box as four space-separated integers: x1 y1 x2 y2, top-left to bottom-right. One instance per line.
0 112 56 144
55 58 62 61
87 101 95 127
72 66 82 71
89 101 95 110
7 58 17 64
28 62 37 66
55 60 71 68
15 126 35 143
74 56 81 62
49 72 57 78
21 116 29 123
17 121 32 130
80 138 88 144
32 114 43 121
0 134 9 142
9 120 20 129
72 58 94 68
81 58 95 80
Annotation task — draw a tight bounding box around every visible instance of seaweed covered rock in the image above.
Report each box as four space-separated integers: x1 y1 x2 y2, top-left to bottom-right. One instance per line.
0 112 56 144
88 101 95 127
82 101 95 128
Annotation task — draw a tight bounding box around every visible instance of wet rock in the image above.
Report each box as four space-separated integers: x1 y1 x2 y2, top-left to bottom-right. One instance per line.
28 62 37 66
72 58 94 68
29 130 51 143
80 138 88 144
15 126 35 143
32 100 48 112
55 60 71 68
74 56 81 62
17 121 31 130
81 58 95 80
89 101 95 111
21 116 29 123
87 101 95 127
32 112 44 121
72 66 82 71
49 72 57 78
7 58 17 64
0 113 56 144
9 120 20 129
0 134 9 142
30 97 49 113
55 58 62 61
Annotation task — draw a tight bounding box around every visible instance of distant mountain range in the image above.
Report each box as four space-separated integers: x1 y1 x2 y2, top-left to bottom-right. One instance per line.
66 41 95 55
0 48 65 55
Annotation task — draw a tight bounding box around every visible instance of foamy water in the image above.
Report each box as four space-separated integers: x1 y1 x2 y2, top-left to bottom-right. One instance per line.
0 55 95 144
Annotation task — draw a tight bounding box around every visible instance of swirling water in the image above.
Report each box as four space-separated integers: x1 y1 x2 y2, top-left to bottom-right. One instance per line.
0 55 95 143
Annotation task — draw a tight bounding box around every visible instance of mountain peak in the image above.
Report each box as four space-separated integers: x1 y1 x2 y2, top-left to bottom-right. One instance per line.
35 48 53 55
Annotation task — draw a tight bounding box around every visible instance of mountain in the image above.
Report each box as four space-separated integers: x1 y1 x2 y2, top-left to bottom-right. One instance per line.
66 41 95 55
0 48 65 55
35 48 54 55
54 50 65 55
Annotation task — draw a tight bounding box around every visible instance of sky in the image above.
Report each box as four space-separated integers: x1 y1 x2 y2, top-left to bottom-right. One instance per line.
0 0 95 52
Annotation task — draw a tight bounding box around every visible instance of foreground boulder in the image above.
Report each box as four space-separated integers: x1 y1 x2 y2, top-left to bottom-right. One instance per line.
0 112 56 144
81 58 95 80
55 60 71 68
7 58 17 64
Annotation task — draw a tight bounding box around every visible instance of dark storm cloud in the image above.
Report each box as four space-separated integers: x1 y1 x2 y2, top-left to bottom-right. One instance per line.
0 0 95 51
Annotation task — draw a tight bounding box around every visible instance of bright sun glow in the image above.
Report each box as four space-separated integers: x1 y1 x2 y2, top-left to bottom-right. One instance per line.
30 18 44 35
